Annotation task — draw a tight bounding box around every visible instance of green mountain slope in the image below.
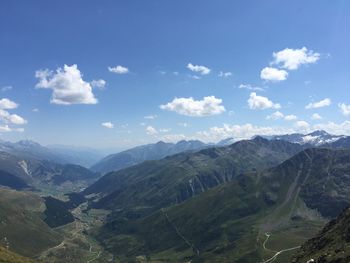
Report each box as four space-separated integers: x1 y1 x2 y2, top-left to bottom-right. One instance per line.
84 137 304 213
0 188 63 258
0 247 38 263
292 207 350 263
90 148 350 262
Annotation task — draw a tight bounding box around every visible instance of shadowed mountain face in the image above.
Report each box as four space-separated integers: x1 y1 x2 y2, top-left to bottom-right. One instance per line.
88 147 350 262
90 140 208 174
292 207 350 263
83 137 305 212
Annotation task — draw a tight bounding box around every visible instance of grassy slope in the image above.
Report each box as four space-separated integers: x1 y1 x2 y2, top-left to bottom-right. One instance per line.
0 188 62 258
92 148 350 262
0 247 38 263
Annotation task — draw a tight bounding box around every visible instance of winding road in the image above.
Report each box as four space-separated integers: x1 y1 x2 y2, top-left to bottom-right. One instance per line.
260 232 300 263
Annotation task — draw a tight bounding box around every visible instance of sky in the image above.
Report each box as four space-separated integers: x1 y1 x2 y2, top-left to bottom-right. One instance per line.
0 0 350 149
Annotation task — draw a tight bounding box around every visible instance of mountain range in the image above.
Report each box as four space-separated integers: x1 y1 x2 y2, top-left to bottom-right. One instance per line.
2 131 350 262
90 139 208 174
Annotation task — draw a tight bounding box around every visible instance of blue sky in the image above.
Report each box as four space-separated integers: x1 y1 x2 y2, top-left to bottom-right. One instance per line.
0 0 350 149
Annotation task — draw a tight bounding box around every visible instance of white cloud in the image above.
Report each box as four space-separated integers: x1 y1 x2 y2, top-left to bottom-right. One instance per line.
314 121 350 135
144 115 157 120
91 79 106 89
101 122 114 129
311 113 322 120
272 47 320 70
0 125 11 132
35 64 98 105
266 111 297 121
190 75 201 80
160 96 225 117
32 108 39 112
305 98 331 109
266 111 284 120
1 86 13 92
187 63 211 75
0 109 27 125
196 123 293 143
239 83 264 92
0 98 18 109
339 103 350 116
295 120 310 132
260 67 288 82
108 65 129 74
159 128 171 133
146 125 158 135
139 122 146 126
218 71 232 78
248 92 281 110
284 115 297 121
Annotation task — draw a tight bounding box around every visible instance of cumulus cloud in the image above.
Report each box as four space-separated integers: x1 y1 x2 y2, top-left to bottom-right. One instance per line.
248 92 281 110
218 71 232 78
146 125 158 135
0 110 27 125
339 103 350 116
91 79 106 89
187 63 211 75
196 123 293 142
266 111 297 121
238 84 264 91
35 64 98 105
108 65 129 74
295 120 310 132
160 96 225 117
305 98 331 109
101 122 114 129
266 111 284 120
311 113 322 120
260 67 288 82
314 121 350 135
0 98 18 109
144 115 157 120
272 47 320 70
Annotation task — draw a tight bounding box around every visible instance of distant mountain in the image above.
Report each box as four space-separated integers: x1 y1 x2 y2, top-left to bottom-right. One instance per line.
0 139 68 163
83 137 305 212
292 207 350 263
327 135 350 149
90 147 350 262
0 151 100 193
216 137 235 146
273 130 344 146
46 144 104 167
90 140 208 174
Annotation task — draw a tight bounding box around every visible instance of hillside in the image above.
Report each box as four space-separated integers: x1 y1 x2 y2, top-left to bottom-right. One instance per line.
90 140 207 174
0 151 100 193
83 137 305 213
0 188 63 258
292 207 350 263
89 147 350 262
0 247 38 263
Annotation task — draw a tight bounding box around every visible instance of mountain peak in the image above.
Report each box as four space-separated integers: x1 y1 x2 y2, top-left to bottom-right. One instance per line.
307 130 330 137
